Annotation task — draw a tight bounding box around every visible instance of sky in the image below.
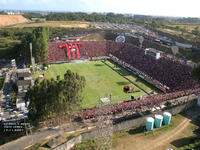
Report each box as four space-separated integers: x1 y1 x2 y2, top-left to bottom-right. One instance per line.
0 0 200 18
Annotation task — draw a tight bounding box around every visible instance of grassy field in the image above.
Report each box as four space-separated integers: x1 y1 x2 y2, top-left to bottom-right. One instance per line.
11 21 91 28
34 61 151 108
104 60 160 94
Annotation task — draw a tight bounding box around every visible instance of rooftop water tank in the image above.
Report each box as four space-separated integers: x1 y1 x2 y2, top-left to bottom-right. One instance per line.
155 114 163 128
163 112 172 125
146 117 154 131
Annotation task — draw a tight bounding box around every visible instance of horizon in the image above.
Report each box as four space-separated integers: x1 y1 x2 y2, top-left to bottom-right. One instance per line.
0 9 199 19
0 0 200 18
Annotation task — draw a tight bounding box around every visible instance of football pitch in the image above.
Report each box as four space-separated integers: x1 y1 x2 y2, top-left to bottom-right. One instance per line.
35 60 157 108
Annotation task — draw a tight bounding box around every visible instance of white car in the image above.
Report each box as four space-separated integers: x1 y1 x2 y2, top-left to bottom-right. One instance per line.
6 94 11 98
10 115 15 119
17 114 24 118
13 111 17 114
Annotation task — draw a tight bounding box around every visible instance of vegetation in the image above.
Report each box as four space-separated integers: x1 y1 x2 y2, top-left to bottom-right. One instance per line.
72 135 112 150
45 12 134 24
26 69 86 122
22 13 44 19
42 62 49 68
20 27 49 63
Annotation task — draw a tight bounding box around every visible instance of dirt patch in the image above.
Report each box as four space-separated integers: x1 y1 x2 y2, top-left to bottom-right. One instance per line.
60 24 89 28
0 15 29 26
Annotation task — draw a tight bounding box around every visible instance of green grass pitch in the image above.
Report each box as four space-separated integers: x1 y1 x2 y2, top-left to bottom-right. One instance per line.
34 61 156 108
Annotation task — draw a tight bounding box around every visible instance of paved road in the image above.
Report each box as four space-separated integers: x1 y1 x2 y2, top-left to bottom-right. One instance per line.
0 71 12 120
0 129 60 150
0 122 85 150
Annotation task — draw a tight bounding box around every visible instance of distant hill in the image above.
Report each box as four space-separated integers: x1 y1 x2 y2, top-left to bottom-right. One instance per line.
0 15 29 26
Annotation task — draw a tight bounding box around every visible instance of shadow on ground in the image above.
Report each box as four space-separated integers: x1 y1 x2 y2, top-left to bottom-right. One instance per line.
171 136 197 148
94 64 104 66
116 81 130 85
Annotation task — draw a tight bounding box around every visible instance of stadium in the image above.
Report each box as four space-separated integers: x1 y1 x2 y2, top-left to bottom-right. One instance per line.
43 36 200 120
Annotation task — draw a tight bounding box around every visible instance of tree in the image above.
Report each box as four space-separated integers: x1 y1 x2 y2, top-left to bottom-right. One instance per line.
20 27 49 64
32 27 49 62
192 63 200 81
25 69 86 122
20 32 33 63
192 26 200 36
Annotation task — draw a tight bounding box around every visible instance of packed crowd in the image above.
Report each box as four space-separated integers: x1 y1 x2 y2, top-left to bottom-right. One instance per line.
79 41 108 57
108 41 199 92
82 87 200 119
46 41 68 62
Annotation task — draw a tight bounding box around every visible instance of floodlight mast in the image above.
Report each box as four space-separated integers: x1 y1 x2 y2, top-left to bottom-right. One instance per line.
139 36 144 48
30 43 32 64
30 43 35 73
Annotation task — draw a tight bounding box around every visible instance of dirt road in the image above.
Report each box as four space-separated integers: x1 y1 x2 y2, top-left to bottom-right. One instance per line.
112 117 194 150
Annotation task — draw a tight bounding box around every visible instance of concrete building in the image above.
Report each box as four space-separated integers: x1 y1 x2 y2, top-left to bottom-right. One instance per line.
15 69 32 111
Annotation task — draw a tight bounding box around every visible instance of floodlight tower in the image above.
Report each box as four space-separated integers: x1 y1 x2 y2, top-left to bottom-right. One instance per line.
139 36 144 48
30 43 35 73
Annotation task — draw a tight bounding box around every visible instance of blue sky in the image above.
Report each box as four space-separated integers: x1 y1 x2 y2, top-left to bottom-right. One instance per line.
0 0 200 18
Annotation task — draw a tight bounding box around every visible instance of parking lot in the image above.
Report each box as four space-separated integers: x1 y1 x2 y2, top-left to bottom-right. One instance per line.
0 68 28 124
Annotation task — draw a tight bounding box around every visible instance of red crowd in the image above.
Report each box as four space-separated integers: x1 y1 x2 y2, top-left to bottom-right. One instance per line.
82 88 200 119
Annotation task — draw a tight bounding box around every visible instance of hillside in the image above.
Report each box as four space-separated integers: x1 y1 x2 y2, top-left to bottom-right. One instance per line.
0 15 29 26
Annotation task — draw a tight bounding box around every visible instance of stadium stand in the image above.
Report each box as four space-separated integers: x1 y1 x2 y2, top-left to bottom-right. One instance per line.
47 40 200 119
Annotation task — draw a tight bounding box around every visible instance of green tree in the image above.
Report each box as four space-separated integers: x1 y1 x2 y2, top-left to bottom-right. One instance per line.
25 69 85 122
20 27 49 64
32 27 49 62
192 26 200 36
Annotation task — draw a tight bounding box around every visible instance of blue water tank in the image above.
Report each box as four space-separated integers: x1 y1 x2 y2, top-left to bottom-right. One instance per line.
146 117 154 131
155 114 163 128
163 112 172 125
